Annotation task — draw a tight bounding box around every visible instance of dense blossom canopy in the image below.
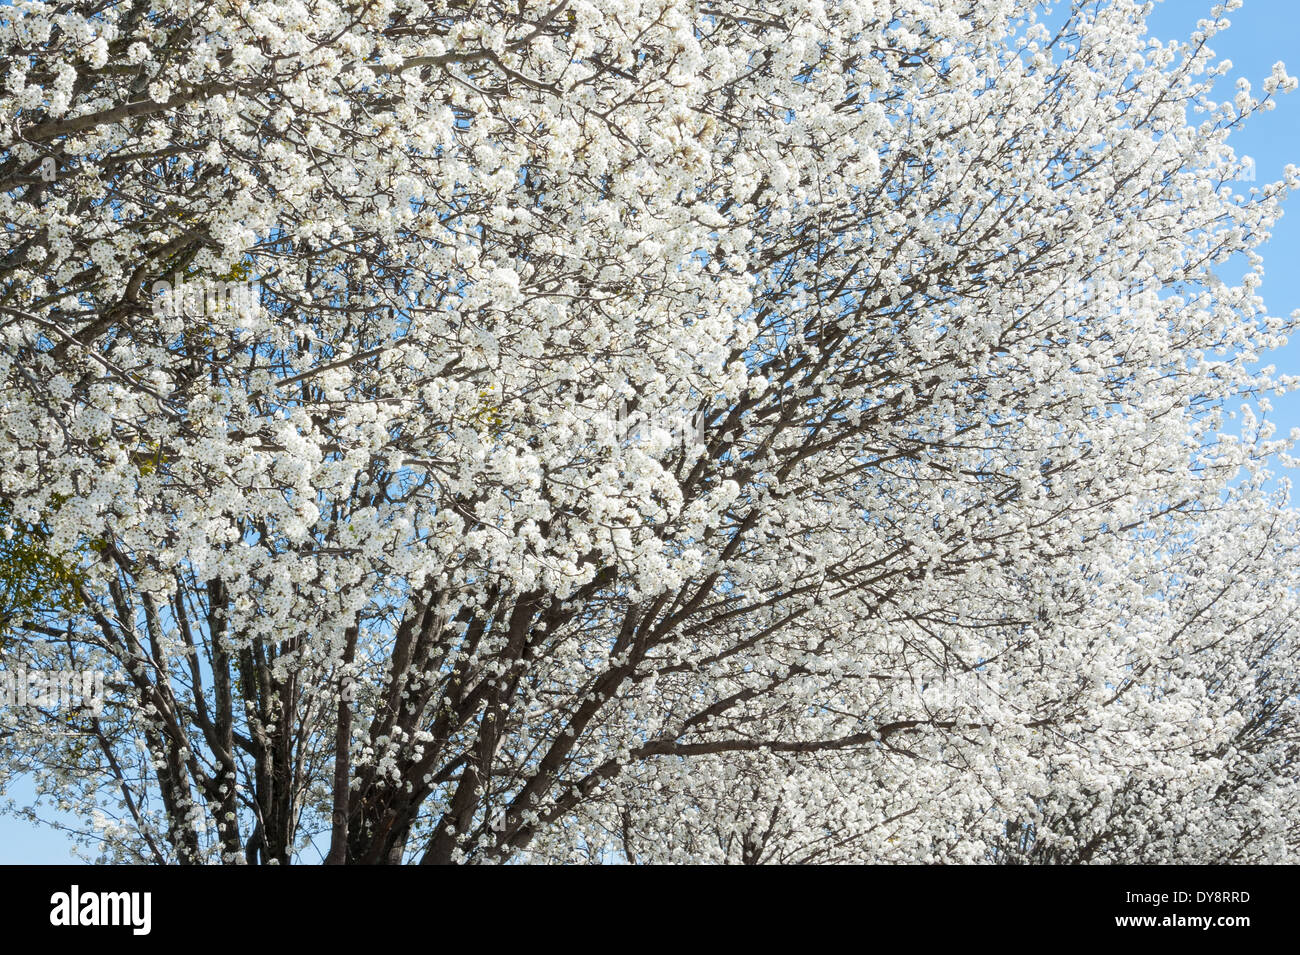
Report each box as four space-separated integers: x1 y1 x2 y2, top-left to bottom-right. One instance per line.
1 0 1298 863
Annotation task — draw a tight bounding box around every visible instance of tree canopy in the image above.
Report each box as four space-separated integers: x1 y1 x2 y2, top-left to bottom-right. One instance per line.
1 0 1298 863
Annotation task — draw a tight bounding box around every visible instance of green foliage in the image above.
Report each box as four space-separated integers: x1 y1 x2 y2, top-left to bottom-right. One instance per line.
0 498 83 643
1 443 171 640
129 441 169 477
469 384 506 435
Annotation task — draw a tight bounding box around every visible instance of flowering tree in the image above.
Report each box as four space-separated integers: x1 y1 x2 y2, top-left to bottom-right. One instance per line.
1 0 1298 864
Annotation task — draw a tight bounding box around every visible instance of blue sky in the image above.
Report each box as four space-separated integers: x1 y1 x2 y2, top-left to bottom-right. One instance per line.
3 0 1299 864
1143 0 1300 489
